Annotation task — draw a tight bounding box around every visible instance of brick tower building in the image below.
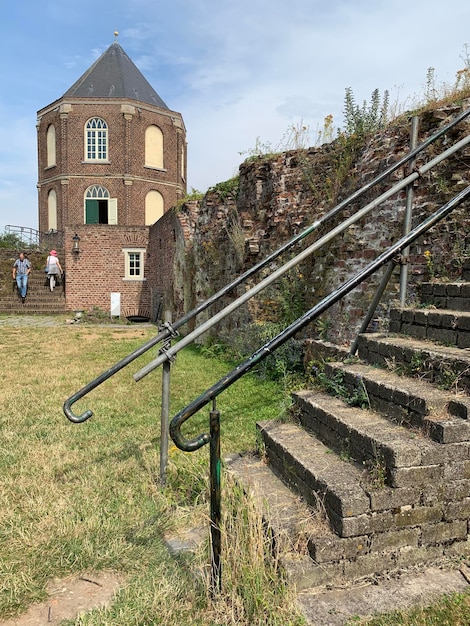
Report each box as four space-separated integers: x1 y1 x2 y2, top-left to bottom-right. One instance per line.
36 37 187 318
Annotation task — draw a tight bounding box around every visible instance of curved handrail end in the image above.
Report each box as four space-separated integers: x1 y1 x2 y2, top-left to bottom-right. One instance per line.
169 417 210 452
63 398 94 424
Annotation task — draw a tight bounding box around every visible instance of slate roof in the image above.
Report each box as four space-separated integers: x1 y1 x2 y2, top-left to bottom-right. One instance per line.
62 42 168 109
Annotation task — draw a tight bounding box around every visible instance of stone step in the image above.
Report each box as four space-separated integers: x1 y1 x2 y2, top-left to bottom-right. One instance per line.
356 332 470 393
419 281 470 311
0 305 66 315
293 390 449 489
323 361 470 443
257 420 371 537
389 307 470 348
304 338 350 369
0 294 65 305
233 432 470 589
226 453 339 590
0 293 66 314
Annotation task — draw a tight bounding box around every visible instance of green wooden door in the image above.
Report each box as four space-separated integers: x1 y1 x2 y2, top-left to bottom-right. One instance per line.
85 199 99 224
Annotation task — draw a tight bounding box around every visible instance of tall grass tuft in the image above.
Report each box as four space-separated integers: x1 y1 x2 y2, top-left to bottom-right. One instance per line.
202 475 305 625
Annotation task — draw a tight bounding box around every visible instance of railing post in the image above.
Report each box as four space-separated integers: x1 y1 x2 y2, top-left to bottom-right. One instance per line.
400 115 420 305
159 310 172 486
349 260 397 356
209 399 222 594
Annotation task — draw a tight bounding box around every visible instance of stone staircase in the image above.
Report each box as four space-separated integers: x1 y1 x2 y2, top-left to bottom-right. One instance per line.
229 271 470 593
0 249 66 315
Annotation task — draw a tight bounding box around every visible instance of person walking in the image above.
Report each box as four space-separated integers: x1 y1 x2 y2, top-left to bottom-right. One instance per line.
46 250 63 291
13 252 31 303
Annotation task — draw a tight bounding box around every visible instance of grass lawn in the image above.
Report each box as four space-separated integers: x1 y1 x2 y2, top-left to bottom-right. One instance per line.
0 320 305 625
2 319 470 625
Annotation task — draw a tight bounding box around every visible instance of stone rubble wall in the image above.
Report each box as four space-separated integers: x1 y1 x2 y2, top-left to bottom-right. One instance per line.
154 101 470 347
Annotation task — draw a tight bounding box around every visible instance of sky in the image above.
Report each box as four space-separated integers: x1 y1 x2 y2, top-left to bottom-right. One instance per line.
0 0 469 232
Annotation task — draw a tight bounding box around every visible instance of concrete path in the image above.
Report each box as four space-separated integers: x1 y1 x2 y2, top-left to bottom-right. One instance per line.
298 565 470 625
0 315 68 327
0 315 155 328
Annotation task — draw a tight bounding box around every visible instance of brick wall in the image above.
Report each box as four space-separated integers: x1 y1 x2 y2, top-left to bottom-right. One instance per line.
37 99 187 231
63 225 150 317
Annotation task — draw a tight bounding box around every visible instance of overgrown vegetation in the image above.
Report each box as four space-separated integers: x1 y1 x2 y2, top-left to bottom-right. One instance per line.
0 231 28 249
209 176 240 202
342 87 390 137
174 187 205 211
313 367 370 410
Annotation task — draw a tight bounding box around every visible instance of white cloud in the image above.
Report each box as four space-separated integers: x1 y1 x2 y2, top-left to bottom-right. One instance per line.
0 0 470 229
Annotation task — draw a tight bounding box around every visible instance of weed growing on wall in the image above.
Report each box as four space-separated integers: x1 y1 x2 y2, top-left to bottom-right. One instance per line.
342 87 389 138
314 114 335 147
276 120 311 151
209 176 239 202
410 45 470 112
174 187 204 211
239 137 279 162
222 209 246 267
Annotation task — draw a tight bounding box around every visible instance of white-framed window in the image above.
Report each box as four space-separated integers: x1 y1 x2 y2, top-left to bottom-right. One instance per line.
85 117 108 161
123 248 145 281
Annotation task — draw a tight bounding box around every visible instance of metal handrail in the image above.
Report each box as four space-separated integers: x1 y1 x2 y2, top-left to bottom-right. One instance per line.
5 225 41 246
134 132 470 381
4 225 65 250
168 183 470 592
169 185 470 451
64 105 470 423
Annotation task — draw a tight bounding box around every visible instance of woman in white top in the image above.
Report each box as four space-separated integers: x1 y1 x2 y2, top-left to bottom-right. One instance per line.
46 250 63 276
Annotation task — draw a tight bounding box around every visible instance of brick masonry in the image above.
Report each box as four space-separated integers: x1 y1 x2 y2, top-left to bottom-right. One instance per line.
63 225 151 318
35 72 187 318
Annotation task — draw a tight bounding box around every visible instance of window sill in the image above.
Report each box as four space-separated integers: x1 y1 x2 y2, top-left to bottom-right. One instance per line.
123 277 147 282
144 165 167 172
82 160 111 164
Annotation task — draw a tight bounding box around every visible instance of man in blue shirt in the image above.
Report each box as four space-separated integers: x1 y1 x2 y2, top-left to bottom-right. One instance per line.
12 252 31 303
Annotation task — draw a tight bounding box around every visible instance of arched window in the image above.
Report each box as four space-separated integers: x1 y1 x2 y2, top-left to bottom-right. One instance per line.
145 190 164 225
84 185 117 224
145 125 163 169
85 117 108 161
46 125 56 167
47 189 57 230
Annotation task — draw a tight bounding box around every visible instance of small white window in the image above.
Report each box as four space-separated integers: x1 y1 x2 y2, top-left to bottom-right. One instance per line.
85 117 108 161
123 248 145 281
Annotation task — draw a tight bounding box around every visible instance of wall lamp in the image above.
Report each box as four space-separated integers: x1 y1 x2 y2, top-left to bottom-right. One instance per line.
72 233 81 255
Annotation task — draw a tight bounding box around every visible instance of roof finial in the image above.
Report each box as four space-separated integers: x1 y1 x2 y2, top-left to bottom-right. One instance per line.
114 31 119 42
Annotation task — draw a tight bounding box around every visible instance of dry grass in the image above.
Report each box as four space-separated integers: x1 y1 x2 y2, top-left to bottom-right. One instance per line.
0 320 305 625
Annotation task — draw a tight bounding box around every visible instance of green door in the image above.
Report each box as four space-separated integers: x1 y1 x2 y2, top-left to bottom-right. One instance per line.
85 199 99 224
